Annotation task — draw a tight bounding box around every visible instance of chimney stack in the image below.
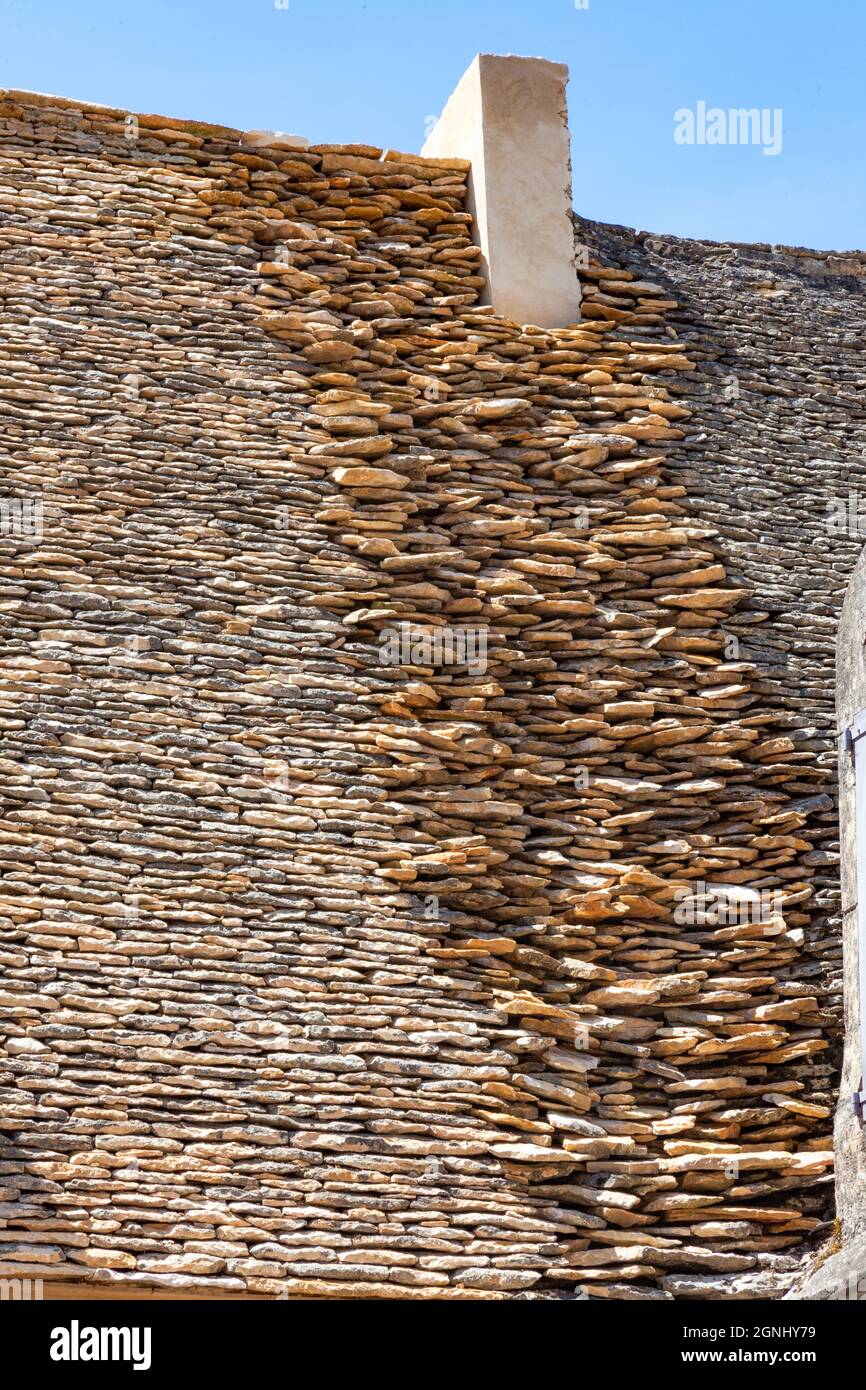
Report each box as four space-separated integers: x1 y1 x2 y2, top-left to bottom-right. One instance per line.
422 54 581 329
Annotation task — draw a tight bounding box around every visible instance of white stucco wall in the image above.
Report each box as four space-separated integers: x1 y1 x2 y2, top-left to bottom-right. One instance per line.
833 548 866 1239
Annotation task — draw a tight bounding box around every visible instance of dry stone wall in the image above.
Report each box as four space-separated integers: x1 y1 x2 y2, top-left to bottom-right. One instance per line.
0 91 843 1301
575 215 866 1275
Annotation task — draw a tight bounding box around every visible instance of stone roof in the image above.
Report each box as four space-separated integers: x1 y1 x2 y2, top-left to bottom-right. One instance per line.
0 88 851 1299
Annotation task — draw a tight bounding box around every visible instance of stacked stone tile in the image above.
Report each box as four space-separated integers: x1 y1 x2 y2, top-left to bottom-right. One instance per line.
0 91 838 1300
575 221 865 1044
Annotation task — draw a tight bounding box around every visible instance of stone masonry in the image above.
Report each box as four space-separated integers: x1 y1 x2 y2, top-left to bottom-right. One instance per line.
0 88 859 1300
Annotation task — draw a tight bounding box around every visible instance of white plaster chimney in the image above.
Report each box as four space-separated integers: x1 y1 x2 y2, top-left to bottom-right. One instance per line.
422 53 581 329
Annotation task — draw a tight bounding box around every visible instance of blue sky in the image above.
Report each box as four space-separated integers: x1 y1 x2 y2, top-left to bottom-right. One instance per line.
2 0 862 249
